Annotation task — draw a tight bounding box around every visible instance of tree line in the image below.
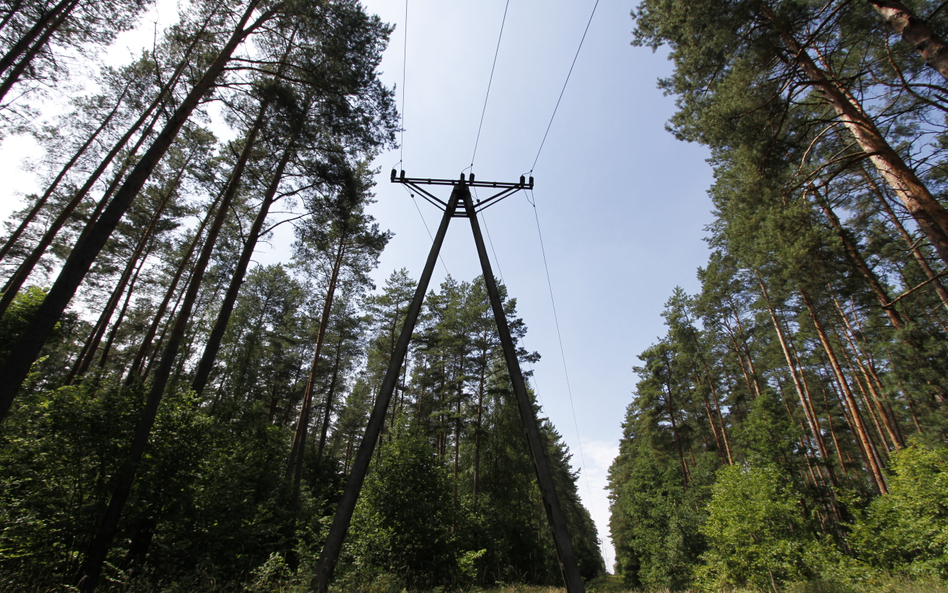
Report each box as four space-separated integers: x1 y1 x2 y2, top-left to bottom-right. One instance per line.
0 1 602 591
609 0 948 591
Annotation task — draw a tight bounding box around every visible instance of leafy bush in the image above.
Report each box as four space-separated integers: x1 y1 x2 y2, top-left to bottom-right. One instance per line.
696 464 810 592
342 430 460 589
851 443 948 579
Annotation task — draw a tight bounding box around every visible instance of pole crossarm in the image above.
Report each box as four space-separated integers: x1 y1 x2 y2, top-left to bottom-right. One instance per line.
391 169 533 215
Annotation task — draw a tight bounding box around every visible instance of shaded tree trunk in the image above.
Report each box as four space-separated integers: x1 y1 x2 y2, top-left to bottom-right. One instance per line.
1 0 269 425
0 0 79 96
288 238 346 507
0 93 166 319
189 94 304 393
73 8 274 583
800 289 887 493
67 160 183 382
0 82 129 264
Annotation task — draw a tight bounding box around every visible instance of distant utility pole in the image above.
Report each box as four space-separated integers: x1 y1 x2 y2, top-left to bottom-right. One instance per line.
311 172 586 593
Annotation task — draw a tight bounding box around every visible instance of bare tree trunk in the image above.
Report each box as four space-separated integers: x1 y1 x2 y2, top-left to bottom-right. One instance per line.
801 289 887 493
125 195 219 385
0 95 165 319
768 9 948 265
316 342 345 462
861 166 948 314
868 0 948 82
0 84 129 264
699 365 732 464
190 104 287 395
0 11 213 310
288 239 347 506
729 304 764 397
72 7 275 585
757 273 834 472
96 253 147 371
831 296 906 450
473 337 488 506
67 162 183 382
0 0 270 425
659 349 689 486
812 188 906 329
0 0 79 95
820 385 848 475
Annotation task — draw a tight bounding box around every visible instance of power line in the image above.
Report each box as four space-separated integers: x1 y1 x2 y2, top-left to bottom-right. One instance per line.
403 185 450 276
398 0 409 167
476 197 545 408
529 0 600 174
527 186 600 557
469 0 512 172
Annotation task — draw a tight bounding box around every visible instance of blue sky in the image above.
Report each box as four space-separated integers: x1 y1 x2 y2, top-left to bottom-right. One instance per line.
359 0 715 569
0 0 716 571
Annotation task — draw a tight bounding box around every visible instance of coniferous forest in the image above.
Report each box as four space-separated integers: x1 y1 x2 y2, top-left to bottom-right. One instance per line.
0 1 604 591
7 0 948 593
606 0 948 592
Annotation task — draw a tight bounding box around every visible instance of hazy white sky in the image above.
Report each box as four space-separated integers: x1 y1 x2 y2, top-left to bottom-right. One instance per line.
0 0 716 572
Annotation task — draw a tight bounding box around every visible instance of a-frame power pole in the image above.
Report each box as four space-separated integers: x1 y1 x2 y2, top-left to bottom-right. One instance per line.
312 172 585 593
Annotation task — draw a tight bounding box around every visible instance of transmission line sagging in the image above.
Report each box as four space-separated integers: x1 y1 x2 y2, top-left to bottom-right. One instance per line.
529 0 600 174
469 0 512 172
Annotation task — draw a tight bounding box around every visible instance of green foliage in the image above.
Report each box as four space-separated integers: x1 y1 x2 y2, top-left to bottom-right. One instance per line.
852 444 948 579
697 464 810 592
0 381 210 588
610 442 710 590
343 429 460 590
0 286 49 367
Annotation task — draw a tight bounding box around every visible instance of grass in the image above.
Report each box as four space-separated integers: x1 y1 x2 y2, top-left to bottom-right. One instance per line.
465 573 948 593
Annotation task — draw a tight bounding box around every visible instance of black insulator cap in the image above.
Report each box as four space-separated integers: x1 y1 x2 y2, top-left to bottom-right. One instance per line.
460 173 465 181
529 176 534 188
520 175 525 186
470 173 475 182
390 169 396 181
400 170 406 181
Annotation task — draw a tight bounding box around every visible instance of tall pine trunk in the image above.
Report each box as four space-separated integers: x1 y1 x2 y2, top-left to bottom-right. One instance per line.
66 170 179 383
868 0 948 81
769 10 948 266
0 95 166 319
288 238 347 506
0 0 269 424
800 289 888 493
190 111 294 395
0 0 79 93
0 82 129 264
861 166 948 314
811 188 906 329
757 272 834 473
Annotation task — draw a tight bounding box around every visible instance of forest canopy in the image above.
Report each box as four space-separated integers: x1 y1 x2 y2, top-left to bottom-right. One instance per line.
608 0 948 591
0 1 602 591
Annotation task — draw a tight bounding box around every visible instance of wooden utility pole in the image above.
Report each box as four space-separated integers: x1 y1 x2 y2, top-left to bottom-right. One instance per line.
311 172 585 593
